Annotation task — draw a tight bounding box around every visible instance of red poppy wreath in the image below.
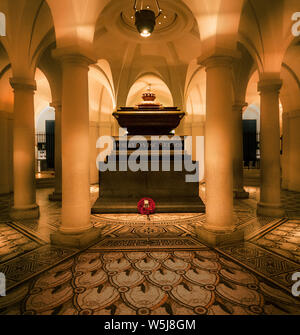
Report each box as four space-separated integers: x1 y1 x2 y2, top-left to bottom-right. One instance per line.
137 198 156 215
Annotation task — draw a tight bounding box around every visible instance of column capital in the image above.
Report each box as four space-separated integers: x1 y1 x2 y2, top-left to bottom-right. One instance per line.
233 101 248 112
50 101 62 110
198 55 235 70
258 79 282 93
9 77 36 91
52 47 97 68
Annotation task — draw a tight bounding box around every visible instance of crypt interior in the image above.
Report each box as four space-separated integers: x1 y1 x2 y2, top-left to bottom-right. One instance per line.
0 0 300 315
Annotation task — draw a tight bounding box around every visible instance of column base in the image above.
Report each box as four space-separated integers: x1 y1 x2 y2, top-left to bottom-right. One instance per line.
48 192 62 201
194 225 244 247
234 189 249 199
257 202 285 218
50 227 102 249
9 204 40 220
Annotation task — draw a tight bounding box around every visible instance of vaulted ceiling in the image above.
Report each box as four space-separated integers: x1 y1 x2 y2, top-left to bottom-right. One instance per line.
0 0 299 113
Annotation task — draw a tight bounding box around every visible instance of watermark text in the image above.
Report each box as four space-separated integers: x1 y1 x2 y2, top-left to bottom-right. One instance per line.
0 12 6 37
96 128 204 183
292 12 300 37
0 272 6 297
292 272 300 297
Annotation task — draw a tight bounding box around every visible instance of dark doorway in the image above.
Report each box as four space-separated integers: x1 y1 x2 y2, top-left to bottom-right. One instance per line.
46 120 55 170
243 120 257 166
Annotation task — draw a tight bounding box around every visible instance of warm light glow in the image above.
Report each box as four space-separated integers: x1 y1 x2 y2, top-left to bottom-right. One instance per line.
126 74 174 107
140 29 151 37
199 15 218 40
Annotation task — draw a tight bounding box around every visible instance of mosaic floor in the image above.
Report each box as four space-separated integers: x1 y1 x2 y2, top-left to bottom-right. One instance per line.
252 219 300 263
0 223 43 263
0 184 300 315
1 248 300 315
0 245 78 292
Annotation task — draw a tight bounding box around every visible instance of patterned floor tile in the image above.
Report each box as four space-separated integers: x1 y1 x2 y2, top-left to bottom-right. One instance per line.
92 213 203 225
92 237 206 251
1 184 300 315
91 217 205 251
217 242 300 293
0 245 79 291
2 249 300 315
252 219 300 264
0 223 43 263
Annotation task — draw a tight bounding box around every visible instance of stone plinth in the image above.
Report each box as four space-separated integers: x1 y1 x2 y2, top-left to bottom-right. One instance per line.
92 137 205 214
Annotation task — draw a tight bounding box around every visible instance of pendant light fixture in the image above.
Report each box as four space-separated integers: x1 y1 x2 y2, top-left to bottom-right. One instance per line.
133 0 162 38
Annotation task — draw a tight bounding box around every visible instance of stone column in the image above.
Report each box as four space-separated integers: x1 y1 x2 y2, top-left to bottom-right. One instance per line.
281 111 289 190
257 79 284 217
285 110 300 191
49 101 62 201
0 112 10 195
232 102 249 199
90 121 100 185
50 52 100 248
9 78 39 219
196 56 243 246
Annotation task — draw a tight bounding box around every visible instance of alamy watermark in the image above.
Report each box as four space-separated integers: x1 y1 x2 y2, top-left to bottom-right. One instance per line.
0 12 6 37
292 272 300 297
0 272 6 297
96 128 204 183
292 12 300 37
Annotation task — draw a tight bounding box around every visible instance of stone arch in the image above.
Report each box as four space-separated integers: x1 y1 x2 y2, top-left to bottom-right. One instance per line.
184 64 206 118
181 60 206 174
280 37 300 191
126 73 174 108
0 42 12 114
0 0 54 78
182 0 244 54
34 67 52 122
46 0 110 52
88 63 116 184
244 70 260 133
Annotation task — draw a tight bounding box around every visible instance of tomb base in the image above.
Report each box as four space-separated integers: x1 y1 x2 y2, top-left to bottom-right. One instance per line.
92 137 205 214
